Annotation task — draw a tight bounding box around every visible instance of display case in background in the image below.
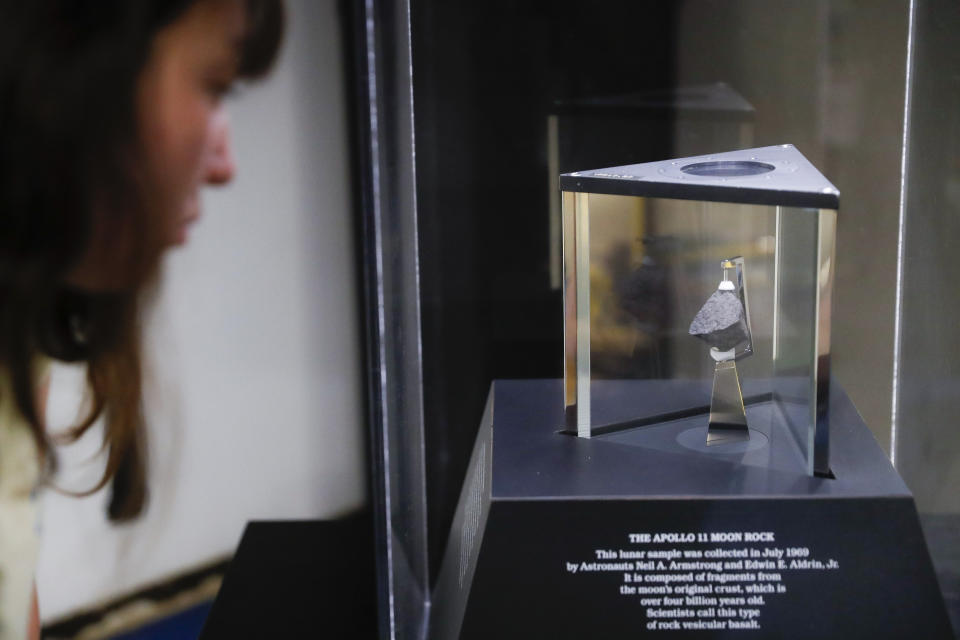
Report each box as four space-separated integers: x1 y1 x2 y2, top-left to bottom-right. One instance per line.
561 145 836 476
547 83 754 290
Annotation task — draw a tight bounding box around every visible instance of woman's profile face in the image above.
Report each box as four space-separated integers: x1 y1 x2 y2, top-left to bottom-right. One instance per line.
137 0 246 247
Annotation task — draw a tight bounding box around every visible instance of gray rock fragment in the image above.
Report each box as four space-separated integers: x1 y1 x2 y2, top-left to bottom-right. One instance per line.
688 290 749 351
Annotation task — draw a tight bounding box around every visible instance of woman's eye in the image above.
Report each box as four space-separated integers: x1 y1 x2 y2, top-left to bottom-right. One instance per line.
207 80 237 101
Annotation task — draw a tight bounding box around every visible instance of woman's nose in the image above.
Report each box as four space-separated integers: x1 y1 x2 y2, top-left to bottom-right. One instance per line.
205 108 236 186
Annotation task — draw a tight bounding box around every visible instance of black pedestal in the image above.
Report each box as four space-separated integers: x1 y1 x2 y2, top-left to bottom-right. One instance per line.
200 516 377 639
430 380 951 639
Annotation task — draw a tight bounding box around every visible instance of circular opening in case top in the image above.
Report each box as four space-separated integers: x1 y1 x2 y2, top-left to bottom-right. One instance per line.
680 160 776 177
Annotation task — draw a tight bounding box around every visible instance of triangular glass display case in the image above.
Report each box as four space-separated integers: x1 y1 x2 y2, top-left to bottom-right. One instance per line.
560 144 837 477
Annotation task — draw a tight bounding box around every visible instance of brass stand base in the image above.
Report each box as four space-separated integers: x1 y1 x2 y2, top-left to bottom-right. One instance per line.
707 360 750 445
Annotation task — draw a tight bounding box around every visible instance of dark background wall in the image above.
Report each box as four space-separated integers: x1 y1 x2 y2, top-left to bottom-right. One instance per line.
411 1 680 580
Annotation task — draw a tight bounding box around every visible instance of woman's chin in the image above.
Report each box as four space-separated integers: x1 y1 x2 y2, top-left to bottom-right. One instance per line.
170 219 197 246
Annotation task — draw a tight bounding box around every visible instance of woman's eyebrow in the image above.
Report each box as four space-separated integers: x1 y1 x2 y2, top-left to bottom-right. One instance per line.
227 35 246 67
212 36 243 70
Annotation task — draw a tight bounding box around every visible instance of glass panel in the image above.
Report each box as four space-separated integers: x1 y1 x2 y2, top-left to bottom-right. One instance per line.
896 0 960 631
772 206 818 473
353 0 428 636
563 192 834 475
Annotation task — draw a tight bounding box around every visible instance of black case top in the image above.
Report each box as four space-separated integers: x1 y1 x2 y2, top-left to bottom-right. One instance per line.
560 144 840 210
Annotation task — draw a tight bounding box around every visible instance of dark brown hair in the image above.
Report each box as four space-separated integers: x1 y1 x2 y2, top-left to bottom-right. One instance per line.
0 0 284 521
